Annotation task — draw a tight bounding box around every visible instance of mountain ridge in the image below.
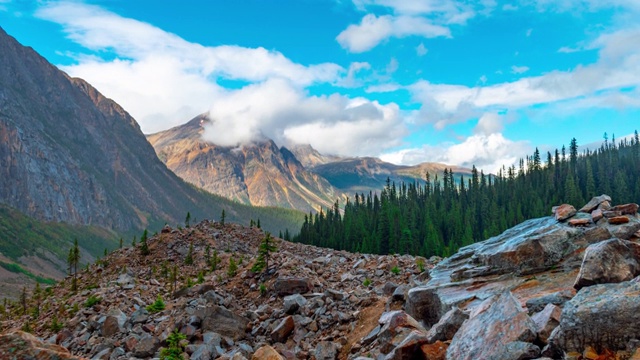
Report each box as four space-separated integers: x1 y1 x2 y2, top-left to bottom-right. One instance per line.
147 114 343 212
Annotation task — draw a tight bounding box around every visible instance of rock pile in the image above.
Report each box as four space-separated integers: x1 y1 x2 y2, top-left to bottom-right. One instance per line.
0 220 435 359
2 195 640 359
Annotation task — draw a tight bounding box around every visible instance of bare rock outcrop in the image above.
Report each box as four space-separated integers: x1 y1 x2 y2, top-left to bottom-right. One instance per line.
574 238 640 290
446 291 539 360
546 279 640 355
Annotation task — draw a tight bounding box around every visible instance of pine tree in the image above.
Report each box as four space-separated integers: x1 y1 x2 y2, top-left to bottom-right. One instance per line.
185 243 194 265
33 282 41 317
170 264 178 296
119 238 123 249
185 212 191 228
227 257 238 277
210 249 220 272
140 229 150 256
220 210 225 225
251 232 277 274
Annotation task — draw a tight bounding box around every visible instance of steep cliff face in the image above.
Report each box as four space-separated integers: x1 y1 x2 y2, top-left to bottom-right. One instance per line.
0 27 301 232
147 115 342 212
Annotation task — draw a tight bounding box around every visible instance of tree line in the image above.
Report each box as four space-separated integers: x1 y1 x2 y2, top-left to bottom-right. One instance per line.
293 132 640 257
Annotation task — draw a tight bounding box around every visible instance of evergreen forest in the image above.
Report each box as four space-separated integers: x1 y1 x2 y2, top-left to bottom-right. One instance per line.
294 133 640 257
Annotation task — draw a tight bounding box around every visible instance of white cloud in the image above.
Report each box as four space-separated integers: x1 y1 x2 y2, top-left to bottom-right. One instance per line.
409 27 640 128
473 113 503 135
381 132 531 174
336 14 450 53
558 46 582 53
502 4 518 11
365 83 402 93
35 1 345 133
511 65 530 74
526 28 533 37
386 57 399 74
203 79 407 156
337 0 488 52
416 42 428 56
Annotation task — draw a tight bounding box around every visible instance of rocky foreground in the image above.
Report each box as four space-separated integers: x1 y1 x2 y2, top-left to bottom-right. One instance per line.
2 194 640 360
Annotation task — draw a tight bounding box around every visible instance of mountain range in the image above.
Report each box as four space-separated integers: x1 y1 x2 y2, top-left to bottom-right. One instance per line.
148 115 472 212
147 115 341 213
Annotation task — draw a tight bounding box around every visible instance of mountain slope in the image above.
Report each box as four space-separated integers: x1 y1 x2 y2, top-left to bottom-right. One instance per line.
0 27 302 236
147 115 342 212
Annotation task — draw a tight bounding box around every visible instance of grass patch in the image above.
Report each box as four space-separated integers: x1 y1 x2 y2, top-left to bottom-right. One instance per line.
0 261 56 285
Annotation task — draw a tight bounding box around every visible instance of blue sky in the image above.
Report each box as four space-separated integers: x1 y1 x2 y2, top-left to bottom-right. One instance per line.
1 0 639 172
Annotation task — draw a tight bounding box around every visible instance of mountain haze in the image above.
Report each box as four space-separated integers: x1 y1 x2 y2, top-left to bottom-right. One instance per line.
147 115 342 212
309 156 473 193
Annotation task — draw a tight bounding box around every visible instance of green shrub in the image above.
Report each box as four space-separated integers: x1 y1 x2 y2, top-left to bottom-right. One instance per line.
391 266 401 275
49 316 64 332
259 283 267 296
363 278 372 287
416 259 425 273
227 257 238 277
84 295 101 308
160 329 186 360
146 295 165 313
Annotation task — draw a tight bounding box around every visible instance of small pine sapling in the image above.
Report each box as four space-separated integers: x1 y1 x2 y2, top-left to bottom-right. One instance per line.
185 243 194 265
227 257 238 277
140 229 150 256
251 232 277 275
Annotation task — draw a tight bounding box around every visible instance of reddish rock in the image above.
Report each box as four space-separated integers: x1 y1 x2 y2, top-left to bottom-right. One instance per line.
591 208 604 222
603 210 622 218
609 216 630 225
271 315 295 343
198 305 249 340
426 306 468 343
102 315 121 337
124 335 138 352
133 335 160 358
579 195 612 213
420 341 448 360
252 345 284 360
383 330 430 360
611 203 639 215
0 331 85 359
554 204 577 221
531 303 562 344
56 328 73 345
274 277 312 296
568 218 591 227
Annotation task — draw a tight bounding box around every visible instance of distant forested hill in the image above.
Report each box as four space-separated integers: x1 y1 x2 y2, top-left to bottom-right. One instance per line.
294 133 640 257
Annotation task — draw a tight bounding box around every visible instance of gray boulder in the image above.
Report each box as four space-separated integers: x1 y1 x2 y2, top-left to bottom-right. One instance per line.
574 238 640 290
198 305 249 340
547 279 640 354
446 292 538 360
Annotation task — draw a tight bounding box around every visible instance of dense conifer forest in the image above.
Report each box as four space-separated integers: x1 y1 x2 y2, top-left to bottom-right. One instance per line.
294 132 640 257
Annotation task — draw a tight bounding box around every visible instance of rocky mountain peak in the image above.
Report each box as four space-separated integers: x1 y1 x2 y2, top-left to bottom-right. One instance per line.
147 115 343 212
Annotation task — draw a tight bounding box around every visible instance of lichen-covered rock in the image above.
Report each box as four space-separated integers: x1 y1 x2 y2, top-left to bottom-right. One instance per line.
574 238 640 290
579 195 612 213
446 292 538 360
547 279 640 355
